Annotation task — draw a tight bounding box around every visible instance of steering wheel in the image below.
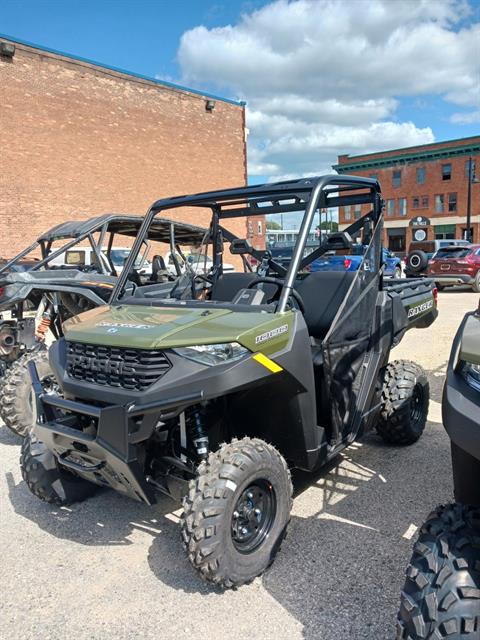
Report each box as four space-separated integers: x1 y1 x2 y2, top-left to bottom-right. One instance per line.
247 277 305 314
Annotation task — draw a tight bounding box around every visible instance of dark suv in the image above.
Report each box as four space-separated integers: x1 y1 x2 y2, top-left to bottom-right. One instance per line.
428 244 480 292
405 239 470 278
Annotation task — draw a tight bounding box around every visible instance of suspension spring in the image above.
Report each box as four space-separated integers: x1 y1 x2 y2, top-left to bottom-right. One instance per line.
35 312 52 341
187 408 209 461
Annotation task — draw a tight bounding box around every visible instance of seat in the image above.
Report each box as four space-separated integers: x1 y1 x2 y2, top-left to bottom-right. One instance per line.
151 255 170 283
210 273 258 301
296 271 357 340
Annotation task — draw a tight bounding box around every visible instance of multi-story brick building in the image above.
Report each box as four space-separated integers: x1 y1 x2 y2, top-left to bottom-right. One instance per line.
0 35 265 258
334 136 480 253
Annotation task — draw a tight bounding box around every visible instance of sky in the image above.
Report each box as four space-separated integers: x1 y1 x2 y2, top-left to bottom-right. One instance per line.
2 0 480 185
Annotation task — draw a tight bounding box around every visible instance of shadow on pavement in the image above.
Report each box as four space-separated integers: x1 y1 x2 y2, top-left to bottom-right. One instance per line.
0 426 23 447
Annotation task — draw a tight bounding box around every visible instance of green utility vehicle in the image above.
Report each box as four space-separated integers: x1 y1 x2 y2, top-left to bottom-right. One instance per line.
22 176 438 587
397 304 480 639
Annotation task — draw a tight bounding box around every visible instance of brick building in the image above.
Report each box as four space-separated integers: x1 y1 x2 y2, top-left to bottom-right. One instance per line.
0 35 265 258
334 136 480 252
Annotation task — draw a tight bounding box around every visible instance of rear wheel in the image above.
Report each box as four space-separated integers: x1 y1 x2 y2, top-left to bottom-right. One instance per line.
20 433 99 505
451 443 480 507
397 503 480 639
180 437 292 588
377 360 429 445
407 250 428 274
0 350 55 437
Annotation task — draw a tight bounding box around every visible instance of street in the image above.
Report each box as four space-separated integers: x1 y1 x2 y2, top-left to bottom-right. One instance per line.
0 290 476 640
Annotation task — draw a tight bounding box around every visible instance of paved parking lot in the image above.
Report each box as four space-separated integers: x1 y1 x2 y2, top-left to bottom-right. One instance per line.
1 290 476 640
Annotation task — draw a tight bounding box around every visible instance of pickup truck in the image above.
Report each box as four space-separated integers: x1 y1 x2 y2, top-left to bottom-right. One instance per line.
311 246 402 278
427 244 480 292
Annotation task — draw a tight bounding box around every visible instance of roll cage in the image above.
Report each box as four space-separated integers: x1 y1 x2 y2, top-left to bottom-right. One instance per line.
0 215 209 277
112 174 383 311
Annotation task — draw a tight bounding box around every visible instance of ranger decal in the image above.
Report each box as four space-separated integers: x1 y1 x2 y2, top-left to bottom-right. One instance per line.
407 299 434 319
255 324 289 345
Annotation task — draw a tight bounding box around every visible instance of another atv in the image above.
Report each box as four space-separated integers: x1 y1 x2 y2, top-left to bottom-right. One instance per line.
0 215 209 436
397 303 480 639
23 175 438 587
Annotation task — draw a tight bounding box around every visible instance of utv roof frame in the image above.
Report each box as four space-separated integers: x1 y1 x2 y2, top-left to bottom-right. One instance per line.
113 175 383 312
0 215 209 277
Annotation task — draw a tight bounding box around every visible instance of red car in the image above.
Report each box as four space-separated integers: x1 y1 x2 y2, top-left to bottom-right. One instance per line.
427 244 480 292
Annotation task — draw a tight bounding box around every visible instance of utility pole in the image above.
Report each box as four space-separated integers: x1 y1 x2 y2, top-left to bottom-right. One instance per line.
466 156 473 242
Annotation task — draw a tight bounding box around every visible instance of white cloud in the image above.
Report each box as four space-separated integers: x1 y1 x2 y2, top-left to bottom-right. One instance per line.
177 0 479 179
451 110 480 124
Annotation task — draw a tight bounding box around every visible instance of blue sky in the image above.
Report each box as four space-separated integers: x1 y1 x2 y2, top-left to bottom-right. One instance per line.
2 0 479 185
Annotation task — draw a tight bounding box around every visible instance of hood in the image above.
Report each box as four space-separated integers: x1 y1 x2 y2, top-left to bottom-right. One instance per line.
63 304 294 353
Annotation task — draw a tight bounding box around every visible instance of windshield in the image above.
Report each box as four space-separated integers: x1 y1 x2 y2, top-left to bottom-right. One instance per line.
435 248 471 259
109 249 145 268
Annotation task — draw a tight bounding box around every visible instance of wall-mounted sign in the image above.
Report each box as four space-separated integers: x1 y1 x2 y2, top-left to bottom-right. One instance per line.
413 228 427 242
410 216 430 227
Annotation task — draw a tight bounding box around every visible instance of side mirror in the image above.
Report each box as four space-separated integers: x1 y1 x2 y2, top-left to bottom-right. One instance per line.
230 239 253 255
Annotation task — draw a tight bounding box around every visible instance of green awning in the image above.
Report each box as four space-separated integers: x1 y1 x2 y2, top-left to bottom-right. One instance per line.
434 224 456 233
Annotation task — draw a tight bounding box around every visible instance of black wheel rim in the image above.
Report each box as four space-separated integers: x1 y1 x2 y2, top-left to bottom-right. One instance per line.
410 384 424 424
231 479 276 554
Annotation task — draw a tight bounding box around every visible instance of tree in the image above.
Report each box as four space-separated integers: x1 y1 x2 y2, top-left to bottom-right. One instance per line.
266 220 282 230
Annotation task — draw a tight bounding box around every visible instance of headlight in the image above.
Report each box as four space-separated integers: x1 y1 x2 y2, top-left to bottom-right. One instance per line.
461 362 480 392
173 343 249 366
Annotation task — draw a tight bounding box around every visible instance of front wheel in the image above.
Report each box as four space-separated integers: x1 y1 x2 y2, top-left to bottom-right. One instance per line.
397 504 480 639
20 433 99 505
180 437 292 588
0 349 54 437
376 360 429 445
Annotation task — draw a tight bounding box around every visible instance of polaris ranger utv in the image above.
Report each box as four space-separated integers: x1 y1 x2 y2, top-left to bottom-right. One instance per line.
22 175 438 587
397 303 480 639
0 215 209 436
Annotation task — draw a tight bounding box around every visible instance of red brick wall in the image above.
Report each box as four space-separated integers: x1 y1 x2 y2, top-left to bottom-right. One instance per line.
0 41 248 258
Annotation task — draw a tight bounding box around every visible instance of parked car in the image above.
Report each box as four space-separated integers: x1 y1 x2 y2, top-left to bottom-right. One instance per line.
405 239 470 278
312 246 402 278
397 302 480 638
48 245 153 276
22 175 437 589
427 244 480 292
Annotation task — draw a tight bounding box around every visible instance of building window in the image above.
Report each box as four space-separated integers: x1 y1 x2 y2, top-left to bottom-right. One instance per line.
354 204 362 220
392 170 401 187
386 199 395 216
398 198 407 216
421 195 429 209
435 194 444 213
442 163 452 180
416 167 425 184
448 192 457 212
344 205 351 221
412 197 420 209
465 159 476 178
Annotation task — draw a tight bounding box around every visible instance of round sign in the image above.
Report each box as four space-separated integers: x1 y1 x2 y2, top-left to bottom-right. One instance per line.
414 229 427 241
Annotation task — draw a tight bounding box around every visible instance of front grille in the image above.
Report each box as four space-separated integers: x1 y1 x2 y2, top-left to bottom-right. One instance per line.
66 342 171 391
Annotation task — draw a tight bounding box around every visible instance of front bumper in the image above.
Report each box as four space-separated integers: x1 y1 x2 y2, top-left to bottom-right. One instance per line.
30 360 203 504
442 314 480 459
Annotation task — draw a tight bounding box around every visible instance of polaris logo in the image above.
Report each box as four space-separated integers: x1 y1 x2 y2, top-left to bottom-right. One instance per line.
70 354 136 376
407 299 434 319
255 324 289 345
